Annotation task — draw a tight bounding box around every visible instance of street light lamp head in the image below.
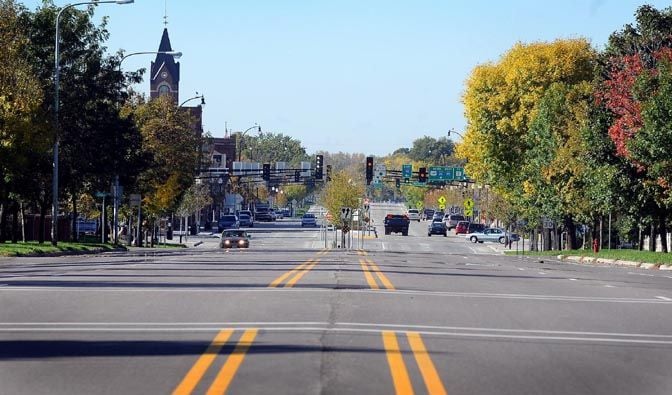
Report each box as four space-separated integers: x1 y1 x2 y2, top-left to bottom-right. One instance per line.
116 0 134 4
200 96 206 105
168 51 182 59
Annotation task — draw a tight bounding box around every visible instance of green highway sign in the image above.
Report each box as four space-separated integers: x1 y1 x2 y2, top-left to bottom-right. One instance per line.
402 164 412 179
428 166 444 182
424 166 467 182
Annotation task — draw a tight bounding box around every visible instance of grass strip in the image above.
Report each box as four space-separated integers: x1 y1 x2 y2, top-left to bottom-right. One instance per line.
505 248 672 265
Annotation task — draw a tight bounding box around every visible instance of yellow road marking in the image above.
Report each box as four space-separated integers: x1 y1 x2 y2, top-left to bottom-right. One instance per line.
367 259 395 290
360 259 379 289
206 328 259 395
269 260 313 287
285 259 320 287
382 331 414 395
268 250 329 287
172 329 234 395
407 332 447 395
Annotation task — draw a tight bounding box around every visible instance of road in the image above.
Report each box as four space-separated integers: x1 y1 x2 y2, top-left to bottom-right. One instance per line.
1 203 671 394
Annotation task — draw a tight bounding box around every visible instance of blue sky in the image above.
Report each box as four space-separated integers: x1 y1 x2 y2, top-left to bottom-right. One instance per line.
24 1 672 155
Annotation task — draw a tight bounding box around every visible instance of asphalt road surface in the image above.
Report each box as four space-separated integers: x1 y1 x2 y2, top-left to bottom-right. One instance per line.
1 203 671 394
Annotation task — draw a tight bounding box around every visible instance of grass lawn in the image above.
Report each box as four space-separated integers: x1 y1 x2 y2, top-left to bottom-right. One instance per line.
505 248 672 265
0 241 117 257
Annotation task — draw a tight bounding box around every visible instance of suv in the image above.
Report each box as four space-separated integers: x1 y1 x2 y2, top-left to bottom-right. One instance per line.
407 209 421 222
467 222 486 234
384 214 410 236
422 209 435 221
444 214 465 231
217 215 239 232
254 207 274 222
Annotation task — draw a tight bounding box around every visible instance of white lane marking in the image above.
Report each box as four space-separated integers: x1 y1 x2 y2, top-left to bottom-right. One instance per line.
0 325 670 345
518 268 525 271
604 285 615 288
381 242 386 251
538 272 546 275
569 278 578 281
1 287 671 304
656 296 672 301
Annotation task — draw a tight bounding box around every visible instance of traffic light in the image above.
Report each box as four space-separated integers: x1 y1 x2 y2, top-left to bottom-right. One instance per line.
326 164 332 182
315 155 324 180
395 178 400 189
294 170 300 182
262 163 271 181
418 167 427 182
366 156 374 184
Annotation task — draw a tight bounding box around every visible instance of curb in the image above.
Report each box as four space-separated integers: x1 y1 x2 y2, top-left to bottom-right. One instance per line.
557 255 671 270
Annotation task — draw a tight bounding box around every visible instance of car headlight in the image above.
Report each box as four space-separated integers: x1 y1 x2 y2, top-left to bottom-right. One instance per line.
224 240 231 245
238 239 246 245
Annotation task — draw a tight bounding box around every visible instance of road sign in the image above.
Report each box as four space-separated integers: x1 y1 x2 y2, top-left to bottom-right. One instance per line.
129 194 141 207
465 208 473 217
428 166 445 182
340 207 352 220
402 164 412 179
439 203 446 210
373 164 386 184
438 196 446 205
415 201 423 209
463 198 474 210
95 191 110 198
454 167 466 180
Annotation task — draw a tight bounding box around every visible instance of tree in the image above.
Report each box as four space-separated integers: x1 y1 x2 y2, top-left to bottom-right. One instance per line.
408 136 454 164
320 170 364 224
243 132 308 166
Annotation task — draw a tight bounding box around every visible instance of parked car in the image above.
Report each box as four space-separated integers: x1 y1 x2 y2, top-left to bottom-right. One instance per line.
301 213 317 227
464 227 511 244
455 221 470 235
384 214 410 236
422 209 435 221
427 220 447 236
407 209 421 222
444 214 466 230
217 215 239 232
238 213 254 227
219 229 250 249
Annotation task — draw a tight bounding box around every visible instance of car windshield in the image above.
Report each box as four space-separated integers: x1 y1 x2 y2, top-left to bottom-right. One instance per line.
239 214 250 219
303 214 315 218
222 230 246 237
221 215 236 221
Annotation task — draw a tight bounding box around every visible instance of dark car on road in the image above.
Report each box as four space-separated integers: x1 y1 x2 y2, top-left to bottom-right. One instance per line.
467 222 486 234
238 213 254 227
423 209 435 221
427 220 447 236
217 215 239 232
219 229 250 249
384 214 410 236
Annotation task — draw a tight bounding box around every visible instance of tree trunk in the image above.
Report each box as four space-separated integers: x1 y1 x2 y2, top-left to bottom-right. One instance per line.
0 202 7 243
530 229 538 251
638 225 644 251
659 213 668 253
649 222 656 252
565 216 578 250
20 201 25 243
542 227 552 251
71 192 79 242
38 202 47 244
11 200 19 243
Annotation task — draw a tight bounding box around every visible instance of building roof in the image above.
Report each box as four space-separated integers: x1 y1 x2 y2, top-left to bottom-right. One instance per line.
151 28 180 84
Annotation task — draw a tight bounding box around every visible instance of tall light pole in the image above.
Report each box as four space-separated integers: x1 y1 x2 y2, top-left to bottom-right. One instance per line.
112 50 182 245
179 94 205 107
52 0 134 246
237 124 262 162
447 128 464 139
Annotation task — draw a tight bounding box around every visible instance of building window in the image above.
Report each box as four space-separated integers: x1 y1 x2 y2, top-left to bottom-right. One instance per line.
158 84 171 96
212 155 222 167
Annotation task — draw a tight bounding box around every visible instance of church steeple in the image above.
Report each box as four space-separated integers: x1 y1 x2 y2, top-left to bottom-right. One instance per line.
150 28 180 102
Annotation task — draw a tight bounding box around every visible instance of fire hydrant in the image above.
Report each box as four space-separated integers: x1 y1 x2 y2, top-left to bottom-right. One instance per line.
592 238 600 253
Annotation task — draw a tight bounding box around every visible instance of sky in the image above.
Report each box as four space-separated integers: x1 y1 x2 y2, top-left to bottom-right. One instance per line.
23 0 672 155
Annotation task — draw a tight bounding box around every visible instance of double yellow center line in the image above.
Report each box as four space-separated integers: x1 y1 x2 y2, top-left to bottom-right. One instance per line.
357 250 395 290
173 328 258 395
269 249 329 288
382 331 447 395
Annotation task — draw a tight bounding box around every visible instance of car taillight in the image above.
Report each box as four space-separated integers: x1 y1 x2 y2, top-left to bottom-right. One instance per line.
403 215 409 220
386 214 393 219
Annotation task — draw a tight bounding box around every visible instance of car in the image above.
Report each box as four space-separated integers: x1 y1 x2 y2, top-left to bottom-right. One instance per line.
238 210 253 219
427 220 447 236
422 209 435 221
384 214 410 236
272 209 283 220
301 213 317 227
464 227 511 244
407 209 421 222
455 221 470 235
444 214 466 230
432 212 445 222
217 215 239 232
219 229 250 248
254 207 274 222
238 213 254 227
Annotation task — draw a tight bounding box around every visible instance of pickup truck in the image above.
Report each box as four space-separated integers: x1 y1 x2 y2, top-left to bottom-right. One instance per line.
384 214 410 236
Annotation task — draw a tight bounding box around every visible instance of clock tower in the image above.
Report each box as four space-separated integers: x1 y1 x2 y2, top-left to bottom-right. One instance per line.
150 28 180 102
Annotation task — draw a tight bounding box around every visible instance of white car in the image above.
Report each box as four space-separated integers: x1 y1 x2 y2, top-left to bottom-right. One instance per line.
407 209 421 222
464 227 513 244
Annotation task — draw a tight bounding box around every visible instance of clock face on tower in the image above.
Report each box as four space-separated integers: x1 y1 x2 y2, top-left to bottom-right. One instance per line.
160 71 168 79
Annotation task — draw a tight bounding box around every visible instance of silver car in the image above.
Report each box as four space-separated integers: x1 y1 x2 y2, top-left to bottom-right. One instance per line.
464 227 508 243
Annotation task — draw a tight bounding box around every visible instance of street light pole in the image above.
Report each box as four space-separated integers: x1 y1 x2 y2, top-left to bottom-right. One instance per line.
52 0 134 246
179 94 205 107
237 124 261 162
447 128 464 139
112 50 182 245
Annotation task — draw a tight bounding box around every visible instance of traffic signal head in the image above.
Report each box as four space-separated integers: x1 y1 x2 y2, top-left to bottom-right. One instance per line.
294 170 300 182
366 156 374 184
395 178 400 188
315 155 324 180
262 163 271 181
326 164 332 182
418 167 427 183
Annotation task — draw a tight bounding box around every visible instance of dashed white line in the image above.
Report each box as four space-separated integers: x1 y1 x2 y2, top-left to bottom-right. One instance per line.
538 272 546 275
656 296 672 301
568 278 578 281
604 285 615 288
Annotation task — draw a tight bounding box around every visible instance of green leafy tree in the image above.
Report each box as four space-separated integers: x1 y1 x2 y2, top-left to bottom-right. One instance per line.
320 170 364 224
243 132 308 166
